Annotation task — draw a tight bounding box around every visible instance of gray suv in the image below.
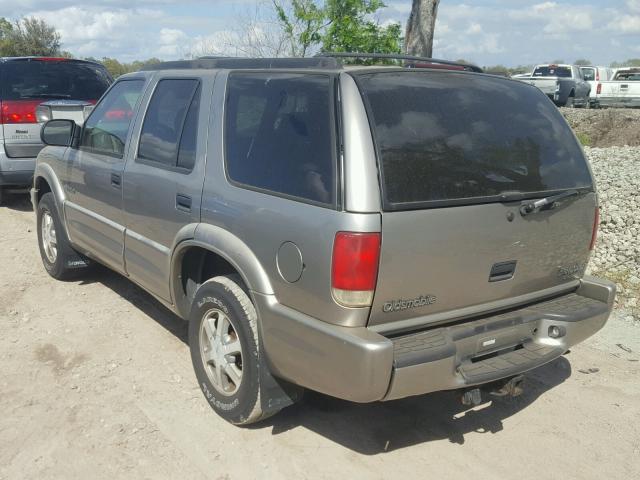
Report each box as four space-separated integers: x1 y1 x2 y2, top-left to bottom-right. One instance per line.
31 56 615 425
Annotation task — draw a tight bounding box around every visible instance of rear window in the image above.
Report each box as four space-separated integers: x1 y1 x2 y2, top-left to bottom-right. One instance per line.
581 68 595 81
1 59 112 101
357 71 592 210
614 70 640 81
533 66 572 78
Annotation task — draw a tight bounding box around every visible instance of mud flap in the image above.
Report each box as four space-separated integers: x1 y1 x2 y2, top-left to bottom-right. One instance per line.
259 339 304 416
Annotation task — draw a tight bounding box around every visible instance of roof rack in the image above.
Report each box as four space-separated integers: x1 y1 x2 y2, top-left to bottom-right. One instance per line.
141 56 340 71
314 52 483 73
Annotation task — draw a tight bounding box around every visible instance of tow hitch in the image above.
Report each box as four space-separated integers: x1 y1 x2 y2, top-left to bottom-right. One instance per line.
460 375 525 406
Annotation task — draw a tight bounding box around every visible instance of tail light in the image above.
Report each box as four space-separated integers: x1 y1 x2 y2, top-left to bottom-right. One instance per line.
596 70 600 81
589 206 599 251
332 232 381 307
596 83 602 95
1 100 41 124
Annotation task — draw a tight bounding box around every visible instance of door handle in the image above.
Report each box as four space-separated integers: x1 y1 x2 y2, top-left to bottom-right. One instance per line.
176 194 192 212
111 173 121 188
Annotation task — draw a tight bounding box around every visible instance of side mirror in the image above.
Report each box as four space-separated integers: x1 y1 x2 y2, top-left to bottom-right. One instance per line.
40 119 78 147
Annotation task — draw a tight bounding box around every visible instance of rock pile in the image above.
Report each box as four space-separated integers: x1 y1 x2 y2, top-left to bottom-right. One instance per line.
586 146 640 317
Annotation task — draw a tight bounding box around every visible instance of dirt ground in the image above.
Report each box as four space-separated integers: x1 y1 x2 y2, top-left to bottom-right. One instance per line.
561 107 640 147
1 193 639 480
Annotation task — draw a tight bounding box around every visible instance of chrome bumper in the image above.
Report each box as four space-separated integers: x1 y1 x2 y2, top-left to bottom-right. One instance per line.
596 97 640 108
256 276 615 403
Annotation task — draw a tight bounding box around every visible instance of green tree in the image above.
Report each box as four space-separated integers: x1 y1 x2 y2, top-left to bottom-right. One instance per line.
322 0 402 54
274 0 402 58
1 17 61 56
611 58 640 68
484 64 510 76
99 57 162 78
274 0 325 57
0 17 13 55
574 58 592 66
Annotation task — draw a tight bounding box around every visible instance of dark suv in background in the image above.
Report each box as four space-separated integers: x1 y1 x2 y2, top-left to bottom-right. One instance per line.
0 57 112 204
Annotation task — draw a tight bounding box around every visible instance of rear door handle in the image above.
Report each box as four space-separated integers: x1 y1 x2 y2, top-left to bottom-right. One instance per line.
176 194 192 213
111 173 121 188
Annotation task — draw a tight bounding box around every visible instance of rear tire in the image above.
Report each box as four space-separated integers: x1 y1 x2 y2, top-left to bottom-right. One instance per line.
565 96 575 108
0 186 4 206
37 192 91 280
188 276 277 425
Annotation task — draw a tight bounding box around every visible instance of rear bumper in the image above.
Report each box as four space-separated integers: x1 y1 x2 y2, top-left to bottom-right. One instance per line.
0 149 36 187
595 96 640 108
257 276 615 403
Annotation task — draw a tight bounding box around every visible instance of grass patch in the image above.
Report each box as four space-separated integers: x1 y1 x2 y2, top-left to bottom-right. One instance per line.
576 132 591 146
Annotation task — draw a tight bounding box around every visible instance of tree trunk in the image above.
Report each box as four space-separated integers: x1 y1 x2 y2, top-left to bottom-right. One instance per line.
405 0 440 58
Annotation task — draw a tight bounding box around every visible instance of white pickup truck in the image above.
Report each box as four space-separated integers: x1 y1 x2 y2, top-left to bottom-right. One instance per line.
524 64 591 107
595 68 640 108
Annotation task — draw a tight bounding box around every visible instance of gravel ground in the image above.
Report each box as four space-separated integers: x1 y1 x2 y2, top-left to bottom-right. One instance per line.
586 146 640 320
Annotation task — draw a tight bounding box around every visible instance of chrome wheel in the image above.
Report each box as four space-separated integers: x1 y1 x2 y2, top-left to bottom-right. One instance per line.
199 308 243 396
41 210 58 264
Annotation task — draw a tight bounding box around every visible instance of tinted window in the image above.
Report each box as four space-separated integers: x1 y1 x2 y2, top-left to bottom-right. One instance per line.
225 73 335 206
1 59 112 101
533 66 572 78
138 79 200 169
357 71 592 209
80 80 144 158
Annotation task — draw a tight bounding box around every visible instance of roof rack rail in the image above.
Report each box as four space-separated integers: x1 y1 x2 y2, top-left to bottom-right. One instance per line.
314 52 483 73
141 56 340 71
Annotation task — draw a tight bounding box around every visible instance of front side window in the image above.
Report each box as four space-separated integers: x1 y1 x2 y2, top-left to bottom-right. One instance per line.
138 79 201 170
225 73 335 206
80 80 145 158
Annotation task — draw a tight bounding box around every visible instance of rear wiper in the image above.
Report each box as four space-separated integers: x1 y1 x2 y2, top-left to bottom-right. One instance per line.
22 93 72 99
519 190 580 216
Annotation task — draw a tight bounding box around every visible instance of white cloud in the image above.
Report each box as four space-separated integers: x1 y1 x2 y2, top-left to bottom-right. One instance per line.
628 0 640 13
608 14 640 33
466 23 482 35
544 11 593 34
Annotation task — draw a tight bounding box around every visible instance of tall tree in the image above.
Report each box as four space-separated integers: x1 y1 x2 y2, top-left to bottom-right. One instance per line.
0 17 61 56
273 0 402 57
405 0 439 57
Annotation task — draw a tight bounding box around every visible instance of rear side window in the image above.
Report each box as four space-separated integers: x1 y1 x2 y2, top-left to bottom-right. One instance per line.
225 73 335 206
138 79 200 171
357 71 592 210
80 80 145 158
533 66 572 78
1 59 112 101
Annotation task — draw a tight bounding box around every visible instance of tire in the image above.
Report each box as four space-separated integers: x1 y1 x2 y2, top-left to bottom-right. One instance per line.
37 192 91 280
565 96 575 108
0 186 4 206
188 275 274 425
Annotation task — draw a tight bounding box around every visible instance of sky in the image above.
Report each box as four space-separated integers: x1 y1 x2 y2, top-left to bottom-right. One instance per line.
1 0 639 67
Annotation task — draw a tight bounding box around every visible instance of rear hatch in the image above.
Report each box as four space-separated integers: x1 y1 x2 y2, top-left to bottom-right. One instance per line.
354 70 597 331
1 58 111 158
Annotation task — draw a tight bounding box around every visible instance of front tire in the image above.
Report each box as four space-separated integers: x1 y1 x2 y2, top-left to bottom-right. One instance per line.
37 192 91 280
188 276 275 425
